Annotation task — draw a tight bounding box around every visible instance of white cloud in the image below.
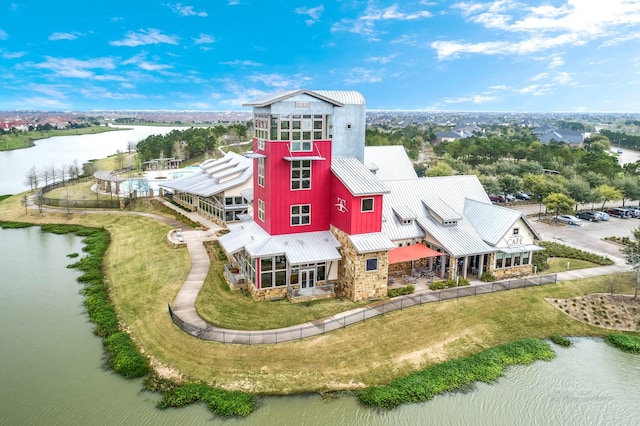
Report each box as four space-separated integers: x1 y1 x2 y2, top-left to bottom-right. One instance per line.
14 96 69 109
0 29 8 40
79 86 147 100
2 50 26 59
49 32 82 41
295 5 324 25
365 54 397 64
34 56 116 79
549 56 565 68
344 68 383 84
169 3 208 17
220 59 263 67
444 94 497 104
332 3 432 40
438 0 640 59
28 84 67 98
228 0 240 5
110 29 179 47
193 33 214 44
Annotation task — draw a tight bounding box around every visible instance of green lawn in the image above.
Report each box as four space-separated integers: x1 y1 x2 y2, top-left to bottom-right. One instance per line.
546 257 600 273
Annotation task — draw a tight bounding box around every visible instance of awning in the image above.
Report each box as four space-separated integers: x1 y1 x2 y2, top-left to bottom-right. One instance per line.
499 244 545 254
388 243 442 264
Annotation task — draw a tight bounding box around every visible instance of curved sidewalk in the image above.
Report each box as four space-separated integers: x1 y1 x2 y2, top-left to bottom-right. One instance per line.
169 232 631 345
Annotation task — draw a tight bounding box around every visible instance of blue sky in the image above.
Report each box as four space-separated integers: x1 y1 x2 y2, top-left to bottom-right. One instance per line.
2 0 640 112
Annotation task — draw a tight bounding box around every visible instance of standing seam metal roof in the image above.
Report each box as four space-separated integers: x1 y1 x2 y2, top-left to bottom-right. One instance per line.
331 157 389 196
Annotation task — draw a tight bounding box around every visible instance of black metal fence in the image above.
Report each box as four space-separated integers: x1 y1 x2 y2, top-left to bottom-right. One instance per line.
37 176 131 209
168 273 558 345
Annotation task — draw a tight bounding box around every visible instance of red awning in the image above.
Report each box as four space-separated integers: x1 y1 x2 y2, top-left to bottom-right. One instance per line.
388 243 442 264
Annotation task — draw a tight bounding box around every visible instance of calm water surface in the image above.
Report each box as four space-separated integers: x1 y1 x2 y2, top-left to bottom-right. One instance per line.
0 125 183 195
1 227 639 425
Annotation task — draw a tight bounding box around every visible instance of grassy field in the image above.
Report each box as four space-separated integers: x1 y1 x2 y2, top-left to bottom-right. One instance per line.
0 126 126 151
546 257 599 273
0 193 636 395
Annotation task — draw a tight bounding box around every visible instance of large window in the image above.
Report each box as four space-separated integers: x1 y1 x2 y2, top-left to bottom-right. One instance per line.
260 255 287 288
257 157 264 187
291 160 311 190
254 113 269 140
291 204 311 226
257 199 265 222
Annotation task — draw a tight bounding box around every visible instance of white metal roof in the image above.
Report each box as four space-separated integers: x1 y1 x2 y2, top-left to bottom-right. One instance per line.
392 205 417 221
348 233 395 254
219 222 342 264
363 146 418 181
423 198 463 222
159 152 252 197
463 199 521 246
416 216 494 257
242 89 365 108
331 157 389 196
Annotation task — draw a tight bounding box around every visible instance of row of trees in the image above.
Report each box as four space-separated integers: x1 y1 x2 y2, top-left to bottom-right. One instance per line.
135 124 249 163
366 125 433 161
23 161 83 191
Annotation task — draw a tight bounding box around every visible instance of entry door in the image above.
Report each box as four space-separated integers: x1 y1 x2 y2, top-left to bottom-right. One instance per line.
300 268 315 289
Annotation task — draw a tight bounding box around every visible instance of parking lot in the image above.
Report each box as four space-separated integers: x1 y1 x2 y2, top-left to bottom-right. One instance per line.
511 204 640 265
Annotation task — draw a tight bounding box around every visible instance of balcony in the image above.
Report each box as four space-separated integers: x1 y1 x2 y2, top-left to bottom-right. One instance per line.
224 264 246 289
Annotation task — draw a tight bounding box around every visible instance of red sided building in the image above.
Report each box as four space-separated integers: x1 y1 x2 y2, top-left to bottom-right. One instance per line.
220 90 394 302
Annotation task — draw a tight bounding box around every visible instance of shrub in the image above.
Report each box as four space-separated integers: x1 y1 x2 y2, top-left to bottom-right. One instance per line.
146 374 255 417
104 332 150 378
479 272 495 282
358 338 555 410
388 285 415 297
429 281 447 290
549 334 572 347
536 241 614 267
604 334 640 354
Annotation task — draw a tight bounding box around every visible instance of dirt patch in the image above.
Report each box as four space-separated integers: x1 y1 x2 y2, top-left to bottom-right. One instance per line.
546 293 640 331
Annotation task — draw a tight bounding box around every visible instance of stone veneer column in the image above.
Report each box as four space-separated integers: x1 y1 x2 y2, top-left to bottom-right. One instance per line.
330 225 389 302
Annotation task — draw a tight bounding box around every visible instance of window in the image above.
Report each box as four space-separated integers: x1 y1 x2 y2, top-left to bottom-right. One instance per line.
257 157 264 187
361 198 374 212
295 101 310 109
291 204 311 226
513 228 520 235
291 160 311 190
495 253 504 269
257 199 265 222
366 258 378 272
259 255 287 289
257 139 265 150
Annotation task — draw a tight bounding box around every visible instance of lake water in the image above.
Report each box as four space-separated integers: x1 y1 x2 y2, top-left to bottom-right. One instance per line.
1 226 639 425
0 125 183 195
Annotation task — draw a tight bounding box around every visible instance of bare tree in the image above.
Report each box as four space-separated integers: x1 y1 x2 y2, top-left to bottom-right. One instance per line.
115 149 126 171
605 273 619 296
127 140 137 153
39 167 52 187
48 164 57 185
57 164 68 185
24 166 39 191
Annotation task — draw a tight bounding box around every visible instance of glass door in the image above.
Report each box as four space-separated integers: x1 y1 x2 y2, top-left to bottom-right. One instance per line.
300 268 315 289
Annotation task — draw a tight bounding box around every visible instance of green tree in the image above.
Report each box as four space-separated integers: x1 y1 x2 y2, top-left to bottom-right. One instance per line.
426 162 453 177
564 177 591 212
596 184 623 209
543 193 575 216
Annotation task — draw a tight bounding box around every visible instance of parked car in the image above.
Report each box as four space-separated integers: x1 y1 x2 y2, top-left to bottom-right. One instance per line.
576 211 601 222
606 208 632 218
625 207 640 218
504 194 516 202
555 215 582 226
489 195 501 202
515 192 531 200
617 149 623 154
593 211 610 221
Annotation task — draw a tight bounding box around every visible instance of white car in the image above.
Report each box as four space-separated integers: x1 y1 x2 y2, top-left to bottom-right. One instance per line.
555 215 582 226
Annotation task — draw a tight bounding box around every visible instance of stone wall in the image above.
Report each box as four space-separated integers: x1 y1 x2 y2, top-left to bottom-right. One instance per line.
331 225 389 302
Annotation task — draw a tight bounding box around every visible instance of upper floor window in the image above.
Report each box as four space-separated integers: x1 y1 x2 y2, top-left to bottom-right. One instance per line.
361 198 374 212
257 157 265 187
257 199 265 222
273 114 327 146
291 160 311 190
291 204 311 226
513 228 520 235
295 101 310 109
